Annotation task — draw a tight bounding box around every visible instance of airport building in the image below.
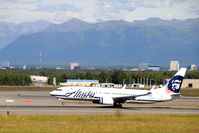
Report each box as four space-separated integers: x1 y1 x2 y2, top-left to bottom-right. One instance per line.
128 84 145 88
165 79 199 88
91 83 123 88
129 68 139 71
188 64 197 71
23 65 27 70
98 83 122 88
30 75 48 83
170 61 180 71
139 63 149 71
1 61 10 68
60 79 99 86
147 66 160 71
70 63 79 70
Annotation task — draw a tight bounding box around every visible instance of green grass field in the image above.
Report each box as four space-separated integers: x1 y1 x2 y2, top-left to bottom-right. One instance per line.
0 114 199 133
181 88 199 97
0 86 56 91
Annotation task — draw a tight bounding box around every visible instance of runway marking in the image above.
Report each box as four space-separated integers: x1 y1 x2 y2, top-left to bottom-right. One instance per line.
0 109 199 115
0 104 199 115
5 100 14 103
24 100 32 103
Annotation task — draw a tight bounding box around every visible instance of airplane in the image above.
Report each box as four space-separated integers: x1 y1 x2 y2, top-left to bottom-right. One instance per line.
50 68 187 108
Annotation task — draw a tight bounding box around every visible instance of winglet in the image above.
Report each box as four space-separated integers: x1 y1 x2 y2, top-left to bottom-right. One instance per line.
150 85 155 92
122 84 126 89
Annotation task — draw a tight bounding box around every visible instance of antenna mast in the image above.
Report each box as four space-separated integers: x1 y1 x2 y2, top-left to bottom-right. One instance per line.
40 52 42 69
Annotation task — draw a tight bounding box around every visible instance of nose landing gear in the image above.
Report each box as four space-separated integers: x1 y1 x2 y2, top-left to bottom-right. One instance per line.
61 102 65 105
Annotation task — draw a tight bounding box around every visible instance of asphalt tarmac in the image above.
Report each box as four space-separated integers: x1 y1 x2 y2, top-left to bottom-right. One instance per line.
0 91 199 115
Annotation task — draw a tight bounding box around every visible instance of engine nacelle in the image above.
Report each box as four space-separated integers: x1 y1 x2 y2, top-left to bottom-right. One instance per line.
93 97 114 105
57 98 64 101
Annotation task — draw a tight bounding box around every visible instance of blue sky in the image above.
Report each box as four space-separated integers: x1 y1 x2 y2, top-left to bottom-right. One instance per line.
0 0 199 24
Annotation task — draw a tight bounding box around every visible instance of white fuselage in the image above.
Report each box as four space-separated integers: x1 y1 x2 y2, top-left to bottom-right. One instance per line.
50 86 149 103
50 68 186 106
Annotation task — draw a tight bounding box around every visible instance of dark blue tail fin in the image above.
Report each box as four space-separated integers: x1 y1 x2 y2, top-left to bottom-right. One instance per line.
166 68 187 93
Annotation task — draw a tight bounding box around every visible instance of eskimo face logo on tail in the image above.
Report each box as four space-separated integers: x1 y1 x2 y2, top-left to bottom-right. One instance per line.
168 76 184 93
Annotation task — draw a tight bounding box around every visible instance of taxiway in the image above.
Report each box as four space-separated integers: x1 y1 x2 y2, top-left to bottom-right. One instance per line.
0 91 199 115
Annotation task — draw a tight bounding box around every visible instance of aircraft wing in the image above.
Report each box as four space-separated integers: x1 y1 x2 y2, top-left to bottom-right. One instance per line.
113 92 151 103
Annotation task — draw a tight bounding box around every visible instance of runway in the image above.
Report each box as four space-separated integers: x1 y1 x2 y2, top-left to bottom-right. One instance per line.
0 91 199 115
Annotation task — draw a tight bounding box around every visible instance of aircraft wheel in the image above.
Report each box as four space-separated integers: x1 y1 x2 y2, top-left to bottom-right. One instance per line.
118 103 122 108
114 102 122 108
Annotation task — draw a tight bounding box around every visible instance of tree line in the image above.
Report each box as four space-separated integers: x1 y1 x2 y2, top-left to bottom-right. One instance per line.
0 69 199 86
0 71 32 86
48 70 199 85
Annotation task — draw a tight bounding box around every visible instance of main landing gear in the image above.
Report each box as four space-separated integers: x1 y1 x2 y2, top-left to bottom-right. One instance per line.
113 102 122 108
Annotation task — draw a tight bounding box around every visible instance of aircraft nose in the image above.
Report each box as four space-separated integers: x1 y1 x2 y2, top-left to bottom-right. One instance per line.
50 91 56 96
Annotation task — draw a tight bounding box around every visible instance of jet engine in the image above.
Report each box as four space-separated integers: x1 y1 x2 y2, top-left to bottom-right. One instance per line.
93 97 114 105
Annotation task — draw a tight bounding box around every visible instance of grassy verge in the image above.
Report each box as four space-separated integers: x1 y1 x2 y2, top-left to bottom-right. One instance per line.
181 88 199 97
0 114 199 133
0 86 56 91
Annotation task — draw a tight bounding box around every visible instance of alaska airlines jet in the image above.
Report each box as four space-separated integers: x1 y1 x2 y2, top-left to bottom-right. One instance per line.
50 68 187 108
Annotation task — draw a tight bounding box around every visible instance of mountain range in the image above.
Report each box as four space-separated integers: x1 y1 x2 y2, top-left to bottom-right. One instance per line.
0 18 198 66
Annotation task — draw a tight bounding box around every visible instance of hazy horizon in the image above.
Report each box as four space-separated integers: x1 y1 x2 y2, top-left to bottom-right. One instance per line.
0 0 198 67
1 0 199 24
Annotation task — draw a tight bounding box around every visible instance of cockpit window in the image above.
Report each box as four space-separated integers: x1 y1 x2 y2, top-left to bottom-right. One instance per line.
56 89 62 91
